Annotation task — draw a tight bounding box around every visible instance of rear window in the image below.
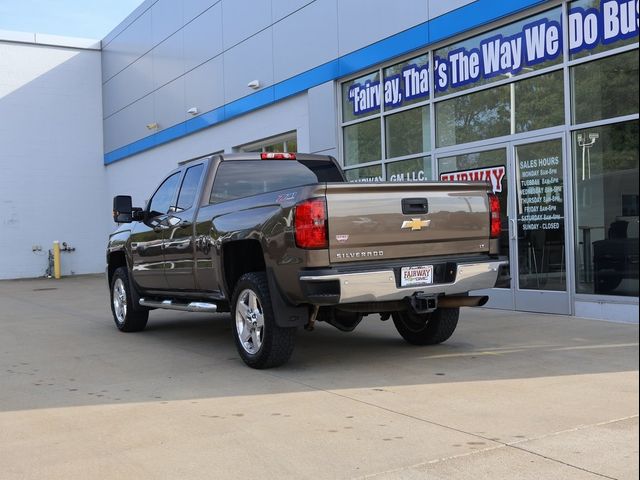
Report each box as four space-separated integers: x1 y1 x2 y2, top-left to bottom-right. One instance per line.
209 160 344 204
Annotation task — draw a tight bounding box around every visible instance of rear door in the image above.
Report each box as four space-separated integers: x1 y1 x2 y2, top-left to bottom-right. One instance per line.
164 162 207 291
325 182 491 264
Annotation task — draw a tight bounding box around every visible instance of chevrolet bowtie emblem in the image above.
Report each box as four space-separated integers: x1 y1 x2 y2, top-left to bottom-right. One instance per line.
401 218 431 231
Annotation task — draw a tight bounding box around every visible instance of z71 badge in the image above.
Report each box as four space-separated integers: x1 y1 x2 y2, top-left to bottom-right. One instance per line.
276 192 297 203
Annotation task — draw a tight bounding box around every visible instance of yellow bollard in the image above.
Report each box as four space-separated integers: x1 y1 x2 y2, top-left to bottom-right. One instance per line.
53 241 61 279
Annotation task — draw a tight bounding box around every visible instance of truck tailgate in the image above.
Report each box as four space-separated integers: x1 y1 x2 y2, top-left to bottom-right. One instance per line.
325 182 491 264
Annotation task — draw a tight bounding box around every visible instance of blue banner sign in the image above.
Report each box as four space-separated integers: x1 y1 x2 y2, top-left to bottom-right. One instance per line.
345 0 638 116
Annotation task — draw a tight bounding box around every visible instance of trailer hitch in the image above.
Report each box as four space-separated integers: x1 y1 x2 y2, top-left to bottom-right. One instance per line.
407 292 438 314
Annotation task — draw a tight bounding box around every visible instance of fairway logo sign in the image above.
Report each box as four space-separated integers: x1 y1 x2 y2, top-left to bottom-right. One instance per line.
345 0 638 116
440 166 506 194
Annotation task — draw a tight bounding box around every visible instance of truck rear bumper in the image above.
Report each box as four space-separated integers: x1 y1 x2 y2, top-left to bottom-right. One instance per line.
299 259 507 304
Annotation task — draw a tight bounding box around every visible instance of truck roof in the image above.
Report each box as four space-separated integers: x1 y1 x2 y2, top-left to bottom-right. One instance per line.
178 152 334 166
219 153 334 162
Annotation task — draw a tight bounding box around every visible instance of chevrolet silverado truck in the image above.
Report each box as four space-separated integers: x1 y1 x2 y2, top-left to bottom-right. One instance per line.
107 152 506 368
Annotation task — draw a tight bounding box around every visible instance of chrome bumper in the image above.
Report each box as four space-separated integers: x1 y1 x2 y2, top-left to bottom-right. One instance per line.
299 260 507 303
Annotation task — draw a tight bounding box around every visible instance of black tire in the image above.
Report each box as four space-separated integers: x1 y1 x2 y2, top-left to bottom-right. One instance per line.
110 267 149 332
392 307 459 345
231 272 296 369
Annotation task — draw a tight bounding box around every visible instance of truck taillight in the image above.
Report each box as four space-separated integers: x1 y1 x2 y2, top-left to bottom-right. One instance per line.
489 193 501 239
261 152 296 160
294 198 328 249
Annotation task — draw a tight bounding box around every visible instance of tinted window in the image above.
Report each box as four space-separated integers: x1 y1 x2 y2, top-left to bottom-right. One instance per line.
149 172 180 216
210 160 344 204
176 164 204 211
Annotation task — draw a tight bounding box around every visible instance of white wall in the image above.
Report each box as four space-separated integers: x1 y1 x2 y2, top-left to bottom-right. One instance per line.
0 40 108 279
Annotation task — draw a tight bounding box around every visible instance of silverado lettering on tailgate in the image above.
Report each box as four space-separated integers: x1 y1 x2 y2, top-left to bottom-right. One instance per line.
336 250 384 259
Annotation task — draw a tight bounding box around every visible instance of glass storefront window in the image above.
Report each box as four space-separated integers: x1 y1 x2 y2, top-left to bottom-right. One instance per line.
385 106 430 158
435 85 510 147
571 50 640 124
344 164 383 183
434 7 562 96
573 121 639 297
383 54 430 111
515 70 564 133
569 0 640 60
343 118 381 166
241 133 297 153
342 71 381 122
286 138 297 153
386 156 431 182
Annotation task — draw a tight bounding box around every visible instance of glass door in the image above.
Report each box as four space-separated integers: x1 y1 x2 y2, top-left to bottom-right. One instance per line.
511 136 571 314
437 135 572 314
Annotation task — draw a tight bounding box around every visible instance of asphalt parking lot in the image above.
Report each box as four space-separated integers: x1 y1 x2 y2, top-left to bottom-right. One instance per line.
0 274 638 479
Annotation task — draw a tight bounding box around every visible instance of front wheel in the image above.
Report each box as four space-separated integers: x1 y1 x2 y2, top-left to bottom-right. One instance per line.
392 308 459 345
231 272 296 369
110 267 148 332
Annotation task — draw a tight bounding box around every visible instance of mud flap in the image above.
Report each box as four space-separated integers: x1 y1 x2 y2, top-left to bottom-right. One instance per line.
266 268 309 327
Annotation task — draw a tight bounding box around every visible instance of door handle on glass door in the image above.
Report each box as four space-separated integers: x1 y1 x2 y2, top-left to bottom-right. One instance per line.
509 219 517 240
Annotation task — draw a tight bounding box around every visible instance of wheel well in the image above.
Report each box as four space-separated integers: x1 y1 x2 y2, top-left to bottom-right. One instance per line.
107 251 127 286
222 240 266 296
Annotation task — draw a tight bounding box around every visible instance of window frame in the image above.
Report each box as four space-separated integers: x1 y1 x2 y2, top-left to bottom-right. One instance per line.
175 162 205 212
147 171 182 217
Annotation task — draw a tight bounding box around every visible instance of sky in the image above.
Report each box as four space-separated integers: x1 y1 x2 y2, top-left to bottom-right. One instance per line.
0 0 145 39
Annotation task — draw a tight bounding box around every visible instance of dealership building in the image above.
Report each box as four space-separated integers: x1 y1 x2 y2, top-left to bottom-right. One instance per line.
0 0 638 321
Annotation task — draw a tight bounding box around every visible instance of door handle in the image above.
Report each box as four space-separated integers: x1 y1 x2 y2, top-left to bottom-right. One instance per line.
402 198 429 215
509 219 517 240
178 220 192 229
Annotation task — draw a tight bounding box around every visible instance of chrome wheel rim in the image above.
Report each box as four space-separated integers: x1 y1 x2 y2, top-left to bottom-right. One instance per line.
113 278 127 324
235 289 264 355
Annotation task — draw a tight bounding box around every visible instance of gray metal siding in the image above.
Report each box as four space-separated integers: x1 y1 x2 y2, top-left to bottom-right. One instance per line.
152 30 185 90
102 8 153 82
102 0 478 153
184 55 225 115
183 4 223 72
223 28 274 104
273 0 338 82
307 81 337 154
336 0 429 56
221 0 272 49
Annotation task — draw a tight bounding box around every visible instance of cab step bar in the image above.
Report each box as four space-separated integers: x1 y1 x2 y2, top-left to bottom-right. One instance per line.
139 298 217 313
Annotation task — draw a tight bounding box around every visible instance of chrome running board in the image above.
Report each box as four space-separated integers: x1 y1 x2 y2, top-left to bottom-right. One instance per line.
139 298 217 313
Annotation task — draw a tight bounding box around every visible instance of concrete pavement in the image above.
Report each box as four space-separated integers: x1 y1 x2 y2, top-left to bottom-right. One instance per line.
0 274 638 479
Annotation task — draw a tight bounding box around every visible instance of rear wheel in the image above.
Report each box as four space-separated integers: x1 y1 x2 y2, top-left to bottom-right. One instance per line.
110 267 148 332
231 272 296 369
392 308 459 345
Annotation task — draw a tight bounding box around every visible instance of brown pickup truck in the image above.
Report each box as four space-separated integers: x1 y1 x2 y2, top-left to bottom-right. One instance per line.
107 153 506 368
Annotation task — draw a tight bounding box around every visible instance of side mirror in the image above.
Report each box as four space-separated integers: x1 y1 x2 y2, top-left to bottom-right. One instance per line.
113 195 133 223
